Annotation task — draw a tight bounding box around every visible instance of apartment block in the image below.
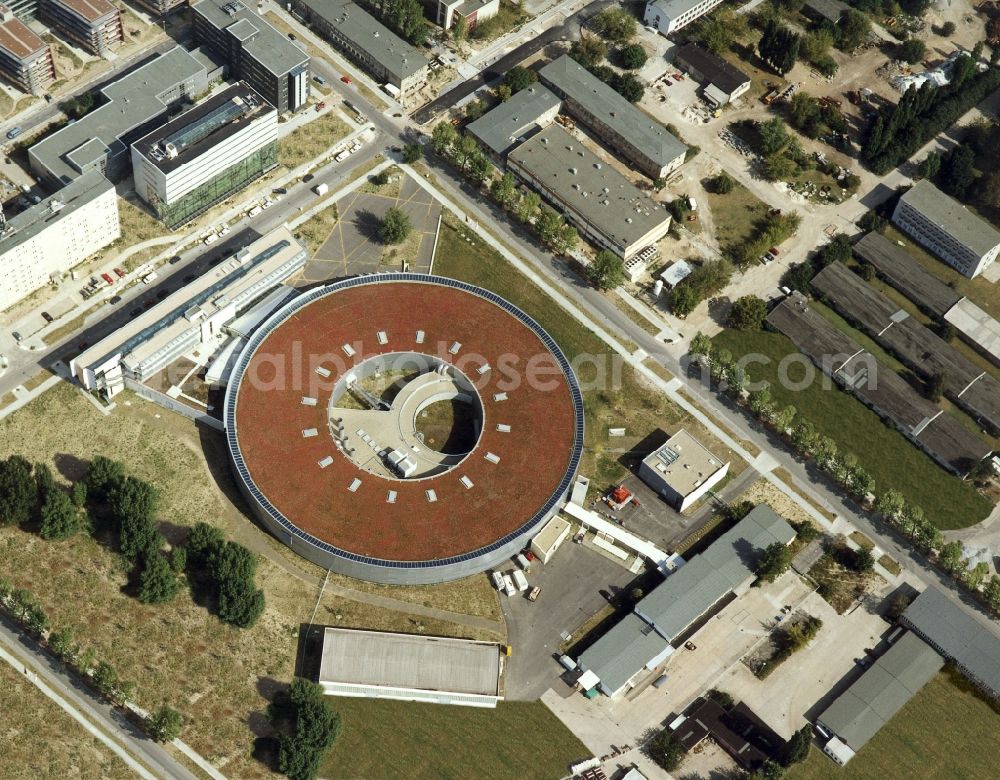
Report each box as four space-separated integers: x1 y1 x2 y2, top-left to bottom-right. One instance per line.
39 0 123 57
0 4 54 95
643 0 725 35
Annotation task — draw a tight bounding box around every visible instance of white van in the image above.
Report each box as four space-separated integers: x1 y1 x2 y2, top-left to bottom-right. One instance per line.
511 569 529 592
490 571 504 591
502 574 517 597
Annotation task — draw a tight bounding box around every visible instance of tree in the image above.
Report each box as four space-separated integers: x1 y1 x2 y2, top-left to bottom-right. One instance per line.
781 725 813 766
490 173 517 208
817 233 853 267
40 489 79 540
535 206 564 247
211 542 266 628
918 151 941 180
592 7 636 44
401 143 422 164
727 296 768 330
756 541 793 582
774 404 797 432
762 153 797 182
612 72 644 102
570 35 607 68
186 522 225 569
852 546 875 573
514 190 540 223
711 171 735 194
378 207 412 245
758 20 800 74
586 249 625 290
837 10 871 51
927 370 947 402
503 65 538 94
430 122 458 156
49 626 79 662
452 134 480 170
467 151 493 184
694 8 747 53
146 705 183 742
464 98 487 120
451 14 468 41
938 540 964 573
898 38 926 65
939 21 956 37
370 170 390 186
619 43 647 70
757 118 791 155
169 546 187 574
109 477 159 560
940 144 977 199
138 551 180 604
985 575 1000 612
272 679 342 780
0 455 36 526
645 728 684 771
964 561 989 591
384 0 427 46
71 480 87 508
494 83 512 102
555 224 579 255
876 489 905 521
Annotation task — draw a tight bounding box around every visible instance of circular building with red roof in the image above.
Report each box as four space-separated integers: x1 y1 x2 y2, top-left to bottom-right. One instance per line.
224 274 584 584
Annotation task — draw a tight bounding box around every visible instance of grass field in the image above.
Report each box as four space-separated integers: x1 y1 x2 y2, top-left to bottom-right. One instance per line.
0 384 503 777
713 329 991 529
788 671 1000 780
321 699 587 779
278 113 351 169
0 662 132 779
433 214 747 491
703 180 771 251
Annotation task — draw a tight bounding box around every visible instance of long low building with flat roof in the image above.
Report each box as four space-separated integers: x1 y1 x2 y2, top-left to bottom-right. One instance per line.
29 46 210 186
0 170 119 312
539 55 687 180
131 82 278 229
290 0 428 100
577 505 795 697
318 627 502 707
507 124 672 260
643 0 725 35
466 84 561 160
71 226 307 397
892 179 1000 279
817 632 943 765
901 585 1000 700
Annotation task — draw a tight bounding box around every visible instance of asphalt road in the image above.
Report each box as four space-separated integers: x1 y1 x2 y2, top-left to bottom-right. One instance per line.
0 614 197 780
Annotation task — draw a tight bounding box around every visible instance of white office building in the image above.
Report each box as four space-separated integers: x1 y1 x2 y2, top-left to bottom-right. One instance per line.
131 82 278 229
0 171 119 312
892 180 1000 279
643 0 725 35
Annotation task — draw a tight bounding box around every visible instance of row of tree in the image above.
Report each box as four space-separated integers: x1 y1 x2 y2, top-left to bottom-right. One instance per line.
430 121 580 256
0 576 183 742
861 50 1000 174
670 259 734 317
269 678 342 780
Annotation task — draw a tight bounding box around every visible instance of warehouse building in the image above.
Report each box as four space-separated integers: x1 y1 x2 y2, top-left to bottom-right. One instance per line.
539 55 688 180
892 180 1000 279
71 226 307 397
39 0 123 57
131 82 278 228
435 0 499 31
672 43 750 106
638 429 729 511
643 0 725 35
577 506 795 696
0 5 53 94
901 585 1000 701
318 628 503 707
192 0 310 114
507 124 672 260
466 84 561 161
0 171 119 312
817 632 943 765
29 46 210 186
291 0 428 101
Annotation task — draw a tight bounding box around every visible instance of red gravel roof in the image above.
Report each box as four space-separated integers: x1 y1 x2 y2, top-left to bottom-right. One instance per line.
233 282 579 562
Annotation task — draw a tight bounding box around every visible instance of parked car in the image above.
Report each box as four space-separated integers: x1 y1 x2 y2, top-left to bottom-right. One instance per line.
41 311 53 323
168 255 182 264
340 75 351 84
101 273 114 285
769 246 781 255
12 331 21 341
109 295 121 305
113 267 126 278
313 74 327 85
527 586 541 602
6 126 22 140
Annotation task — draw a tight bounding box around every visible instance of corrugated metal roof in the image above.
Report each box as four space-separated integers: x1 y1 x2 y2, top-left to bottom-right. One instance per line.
577 613 670 694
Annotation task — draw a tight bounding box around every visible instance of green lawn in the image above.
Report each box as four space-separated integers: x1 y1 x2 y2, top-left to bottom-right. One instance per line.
703 180 771 251
433 214 747 490
321 699 588 779
788 671 1000 780
713 329 991 529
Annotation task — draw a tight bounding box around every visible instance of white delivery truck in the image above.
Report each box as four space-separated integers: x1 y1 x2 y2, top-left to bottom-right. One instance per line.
334 149 349 162
502 574 517 597
490 571 504 591
515 553 531 572
313 183 329 196
511 569 529 592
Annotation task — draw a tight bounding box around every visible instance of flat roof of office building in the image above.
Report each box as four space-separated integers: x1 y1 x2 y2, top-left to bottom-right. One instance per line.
296 0 426 81
540 55 687 169
191 0 308 76
818 632 942 751
673 44 749 95
0 170 113 256
466 84 560 157
636 505 795 642
898 180 1000 259
0 6 47 60
133 82 274 174
319 627 501 697
50 0 118 22
903 585 1000 694
30 46 206 184
508 124 671 251
641 428 726 498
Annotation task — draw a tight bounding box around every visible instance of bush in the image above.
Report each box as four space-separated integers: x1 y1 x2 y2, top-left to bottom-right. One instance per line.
898 38 926 64
645 729 684 771
619 43 647 70
402 143 422 164
939 21 956 37
727 296 768 330
710 171 735 193
146 705 184 742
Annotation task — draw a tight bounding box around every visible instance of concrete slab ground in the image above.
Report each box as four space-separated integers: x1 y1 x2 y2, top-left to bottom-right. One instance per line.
300 175 439 283
502 539 638 700
715 588 893 739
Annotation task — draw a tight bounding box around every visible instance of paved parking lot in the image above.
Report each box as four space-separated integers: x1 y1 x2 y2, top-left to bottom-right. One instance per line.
300 174 439 282
500 539 639 700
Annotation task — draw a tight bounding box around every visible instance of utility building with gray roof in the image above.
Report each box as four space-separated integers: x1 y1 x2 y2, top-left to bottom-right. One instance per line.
466 84 561 160
816 632 943 765
892 179 1000 278
507 124 672 260
539 55 688 180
